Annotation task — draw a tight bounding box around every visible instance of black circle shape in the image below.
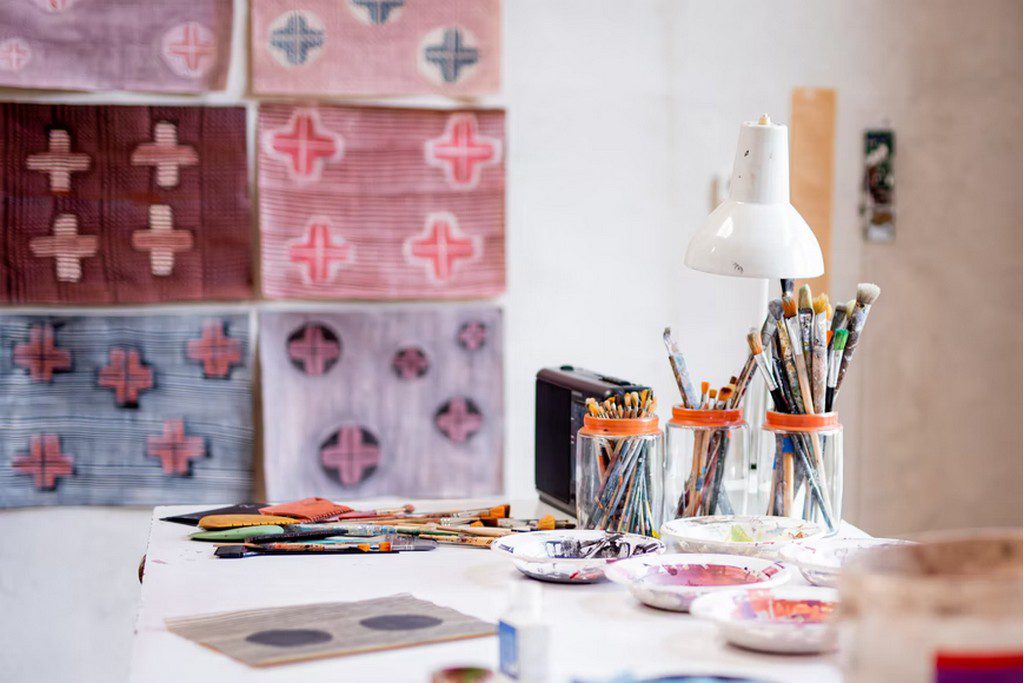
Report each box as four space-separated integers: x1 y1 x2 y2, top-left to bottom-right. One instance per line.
358 613 442 631
285 323 342 375
244 628 333 648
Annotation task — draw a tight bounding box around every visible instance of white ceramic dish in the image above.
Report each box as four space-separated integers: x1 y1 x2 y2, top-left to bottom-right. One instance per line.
491 530 663 583
604 552 791 612
690 585 839 654
779 537 913 587
661 515 826 559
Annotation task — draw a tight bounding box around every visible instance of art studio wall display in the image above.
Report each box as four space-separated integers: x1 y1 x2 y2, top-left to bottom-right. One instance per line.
166 593 495 667
0 0 232 93
0 103 251 304
258 103 505 300
860 129 895 243
250 0 500 98
0 312 253 507
260 307 503 500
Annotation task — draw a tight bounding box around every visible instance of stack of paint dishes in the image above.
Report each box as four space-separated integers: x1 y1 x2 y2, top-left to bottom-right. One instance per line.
605 553 792 612
690 586 840 654
491 530 664 583
779 537 913 586
660 515 826 560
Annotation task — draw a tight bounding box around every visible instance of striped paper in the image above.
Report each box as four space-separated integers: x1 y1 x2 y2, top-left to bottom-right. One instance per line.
250 0 500 98
0 312 253 507
0 0 232 93
0 103 252 304
258 104 505 300
260 307 503 500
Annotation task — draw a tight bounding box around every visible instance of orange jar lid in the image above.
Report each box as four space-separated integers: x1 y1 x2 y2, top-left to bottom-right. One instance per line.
579 414 660 437
669 406 744 428
764 410 840 432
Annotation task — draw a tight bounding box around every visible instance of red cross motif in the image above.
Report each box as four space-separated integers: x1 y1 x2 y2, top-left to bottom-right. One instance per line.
29 214 98 282
320 426 381 487
12 434 74 490
287 323 341 376
146 419 205 476
186 320 243 378
404 213 479 282
457 321 488 351
264 109 343 183
392 347 429 379
161 22 216 78
425 113 501 189
435 397 483 443
132 205 193 276
131 121 199 188
97 347 153 407
13 323 72 382
0 38 31 72
288 218 353 284
26 129 91 193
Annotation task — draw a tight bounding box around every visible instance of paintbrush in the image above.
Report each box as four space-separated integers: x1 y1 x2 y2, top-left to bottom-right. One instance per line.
782 295 814 413
811 293 829 413
835 283 881 394
797 285 815 378
336 504 416 520
748 328 789 412
825 328 848 412
780 278 794 296
421 533 495 549
214 540 404 558
663 327 700 408
829 302 849 346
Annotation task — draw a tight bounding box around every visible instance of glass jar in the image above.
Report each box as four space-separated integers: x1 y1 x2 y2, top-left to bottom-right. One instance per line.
664 406 748 520
575 414 663 537
757 411 842 532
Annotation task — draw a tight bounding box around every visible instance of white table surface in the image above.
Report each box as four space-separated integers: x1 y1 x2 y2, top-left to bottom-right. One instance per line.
129 498 865 683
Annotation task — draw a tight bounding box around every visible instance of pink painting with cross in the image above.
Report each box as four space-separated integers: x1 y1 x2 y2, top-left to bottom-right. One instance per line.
258 103 505 300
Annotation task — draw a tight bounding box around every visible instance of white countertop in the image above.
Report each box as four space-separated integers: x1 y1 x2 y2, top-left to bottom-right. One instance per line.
129 498 865 683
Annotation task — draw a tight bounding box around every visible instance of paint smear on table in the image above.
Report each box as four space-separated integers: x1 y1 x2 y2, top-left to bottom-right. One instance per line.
641 564 764 587
0 0 232 93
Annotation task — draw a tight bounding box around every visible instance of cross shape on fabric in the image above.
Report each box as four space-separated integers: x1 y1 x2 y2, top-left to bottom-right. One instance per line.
131 121 199 188
425 113 501 189
12 434 74 490
29 214 98 282
131 205 194 276
186 321 243 378
146 419 205 475
97 347 153 407
13 323 72 382
404 213 479 282
26 129 91 193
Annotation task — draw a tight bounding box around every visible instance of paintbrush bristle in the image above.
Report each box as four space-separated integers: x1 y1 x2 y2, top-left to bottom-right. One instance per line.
768 298 783 321
700 381 709 395
833 302 847 318
833 328 849 350
747 328 763 355
708 388 717 399
812 293 829 315
798 284 813 310
782 294 797 318
856 282 881 306
718 387 733 403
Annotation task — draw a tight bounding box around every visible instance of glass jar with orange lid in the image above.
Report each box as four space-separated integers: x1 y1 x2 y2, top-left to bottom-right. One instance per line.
663 405 748 521
757 411 842 532
575 413 663 537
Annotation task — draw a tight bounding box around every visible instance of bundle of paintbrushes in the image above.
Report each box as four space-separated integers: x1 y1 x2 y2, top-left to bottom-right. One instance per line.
747 282 881 530
186 500 575 557
663 328 756 517
577 391 662 537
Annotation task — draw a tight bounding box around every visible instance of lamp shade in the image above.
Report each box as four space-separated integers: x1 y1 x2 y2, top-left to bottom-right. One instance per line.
685 116 824 279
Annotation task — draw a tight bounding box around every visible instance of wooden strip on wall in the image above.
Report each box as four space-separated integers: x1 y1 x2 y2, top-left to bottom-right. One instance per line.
790 87 837 294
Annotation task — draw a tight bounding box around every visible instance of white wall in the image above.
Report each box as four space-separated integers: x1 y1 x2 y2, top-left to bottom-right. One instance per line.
2 1 1020 681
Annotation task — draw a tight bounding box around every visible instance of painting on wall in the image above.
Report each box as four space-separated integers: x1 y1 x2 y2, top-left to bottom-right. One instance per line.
259 306 503 500
258 103 505 300
0 312 253 507
860 129 895 243
0 0 233 93
250 0 500 98
0 103 251 304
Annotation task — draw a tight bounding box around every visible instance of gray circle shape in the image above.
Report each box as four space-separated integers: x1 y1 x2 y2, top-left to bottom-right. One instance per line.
245 628 333 648
359 613 442 631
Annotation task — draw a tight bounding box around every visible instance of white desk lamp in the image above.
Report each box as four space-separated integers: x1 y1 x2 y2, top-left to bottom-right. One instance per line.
685 114 823 280
684 114 824 513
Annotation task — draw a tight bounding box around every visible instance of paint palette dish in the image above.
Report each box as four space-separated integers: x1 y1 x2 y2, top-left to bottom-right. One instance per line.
779 537 914 587
491 530 664 584
661 515 826 559
690 586 839 654
605 553 791 612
